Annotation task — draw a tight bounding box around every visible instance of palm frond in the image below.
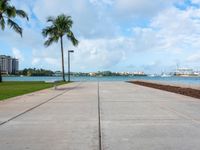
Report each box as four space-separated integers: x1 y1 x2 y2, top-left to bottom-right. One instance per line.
67 31 79 46
55 14 73 30
7 18 22 36
0 0 28 36
66 16 73 24
5 6 16 17
42 14 79 47
64 15 73 28
16 9 29 20
47 16 55 23
42 25 57 37
0 0 9 11
0 17 5 30
44 36 59 47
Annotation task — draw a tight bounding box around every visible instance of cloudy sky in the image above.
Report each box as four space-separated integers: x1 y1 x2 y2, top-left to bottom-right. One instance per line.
1 0 200 73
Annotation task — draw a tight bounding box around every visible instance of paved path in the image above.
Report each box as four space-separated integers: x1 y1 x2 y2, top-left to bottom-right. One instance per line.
0 82 200 150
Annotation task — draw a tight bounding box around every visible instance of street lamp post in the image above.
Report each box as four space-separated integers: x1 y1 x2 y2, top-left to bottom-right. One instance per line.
68 50 74 82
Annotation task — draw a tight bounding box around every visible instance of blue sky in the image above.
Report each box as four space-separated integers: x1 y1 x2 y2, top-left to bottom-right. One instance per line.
1 0 200 73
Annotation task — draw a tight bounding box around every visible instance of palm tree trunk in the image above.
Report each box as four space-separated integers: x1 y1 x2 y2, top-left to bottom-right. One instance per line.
0 57 2 82
0 70 2 83
60 36 66 82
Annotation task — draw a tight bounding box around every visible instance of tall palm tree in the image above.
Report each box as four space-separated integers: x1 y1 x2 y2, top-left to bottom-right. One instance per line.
42 14 78 82
0 0 29 82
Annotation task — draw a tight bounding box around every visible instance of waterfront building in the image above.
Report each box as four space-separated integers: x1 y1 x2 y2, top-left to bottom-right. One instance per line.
0 55 19 74
12 58 19 74
193 71 200 76
175 68 194 76
54 71 62 76
89 72 96 76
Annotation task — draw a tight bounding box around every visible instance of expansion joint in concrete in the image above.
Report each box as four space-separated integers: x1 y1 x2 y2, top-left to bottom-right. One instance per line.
97 81 102 150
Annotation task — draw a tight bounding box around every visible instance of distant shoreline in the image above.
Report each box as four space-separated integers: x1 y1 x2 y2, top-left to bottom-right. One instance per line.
2 76 200 85
2 74 148 77
2 75 200 78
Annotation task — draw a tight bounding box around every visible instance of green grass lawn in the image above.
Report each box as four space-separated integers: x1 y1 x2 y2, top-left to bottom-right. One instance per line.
0 81 67 101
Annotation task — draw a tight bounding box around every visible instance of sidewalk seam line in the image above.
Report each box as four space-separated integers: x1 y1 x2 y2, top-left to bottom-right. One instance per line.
98 81 102 150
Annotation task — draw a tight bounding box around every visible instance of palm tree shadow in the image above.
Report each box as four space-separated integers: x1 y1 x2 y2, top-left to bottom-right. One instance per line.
55 86 83 91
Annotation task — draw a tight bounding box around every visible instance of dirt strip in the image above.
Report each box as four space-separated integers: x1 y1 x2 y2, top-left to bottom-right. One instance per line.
130 81 200 99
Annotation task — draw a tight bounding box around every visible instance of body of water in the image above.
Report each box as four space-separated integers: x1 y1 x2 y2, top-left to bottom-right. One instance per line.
2 76 200 85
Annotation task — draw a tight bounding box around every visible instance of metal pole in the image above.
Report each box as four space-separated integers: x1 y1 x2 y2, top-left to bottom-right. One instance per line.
68 50 74 82
68 51 70 82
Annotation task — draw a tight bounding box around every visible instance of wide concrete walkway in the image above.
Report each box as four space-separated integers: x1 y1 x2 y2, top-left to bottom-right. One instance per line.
0 82 200 150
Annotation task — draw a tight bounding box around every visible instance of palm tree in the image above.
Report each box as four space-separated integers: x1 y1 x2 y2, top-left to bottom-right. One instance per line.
42 14 78 82
0 0 29 82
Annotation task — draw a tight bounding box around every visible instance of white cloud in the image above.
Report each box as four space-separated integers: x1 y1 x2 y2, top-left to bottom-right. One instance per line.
192 0 200 4
31 0 184 39
2 0 200 72
31 47 60 69
71 38 128 71
112 0 183 19
187 53 200 63
32 58 40 65
129 6 200 54
32 0 119 38
23 3 200 71
12 48 24 61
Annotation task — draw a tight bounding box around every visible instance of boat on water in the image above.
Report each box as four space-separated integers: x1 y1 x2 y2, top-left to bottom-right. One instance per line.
161 73 172 77
160 72 172 78
148 74 160 77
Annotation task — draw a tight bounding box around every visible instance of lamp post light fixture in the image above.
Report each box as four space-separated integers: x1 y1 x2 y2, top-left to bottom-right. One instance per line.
68 50 74 82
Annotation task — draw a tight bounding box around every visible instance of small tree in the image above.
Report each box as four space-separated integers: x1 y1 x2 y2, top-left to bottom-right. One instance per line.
0 0 29 82
42 14 78 82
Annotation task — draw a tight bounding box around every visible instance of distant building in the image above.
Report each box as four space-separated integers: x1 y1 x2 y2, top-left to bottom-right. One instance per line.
175 68 194 76
89 72 96 76
12 58 19 74
0 55 19 74
54 71 62 76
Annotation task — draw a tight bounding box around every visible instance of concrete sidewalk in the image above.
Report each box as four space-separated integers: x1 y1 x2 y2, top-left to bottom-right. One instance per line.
0 82 99 150
100 82 200 150
0 82 200 150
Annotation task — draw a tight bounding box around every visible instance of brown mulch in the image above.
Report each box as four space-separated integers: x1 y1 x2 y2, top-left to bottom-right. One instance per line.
130 81 200 99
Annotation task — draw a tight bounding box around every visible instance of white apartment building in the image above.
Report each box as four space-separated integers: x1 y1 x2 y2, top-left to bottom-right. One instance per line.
0 55 19 74
175 68 194 76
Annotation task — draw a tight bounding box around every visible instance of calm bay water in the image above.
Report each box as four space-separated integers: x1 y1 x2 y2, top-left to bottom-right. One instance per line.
2 76 200 85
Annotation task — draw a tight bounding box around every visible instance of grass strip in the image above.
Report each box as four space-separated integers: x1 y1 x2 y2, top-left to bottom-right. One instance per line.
0 81 67 101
